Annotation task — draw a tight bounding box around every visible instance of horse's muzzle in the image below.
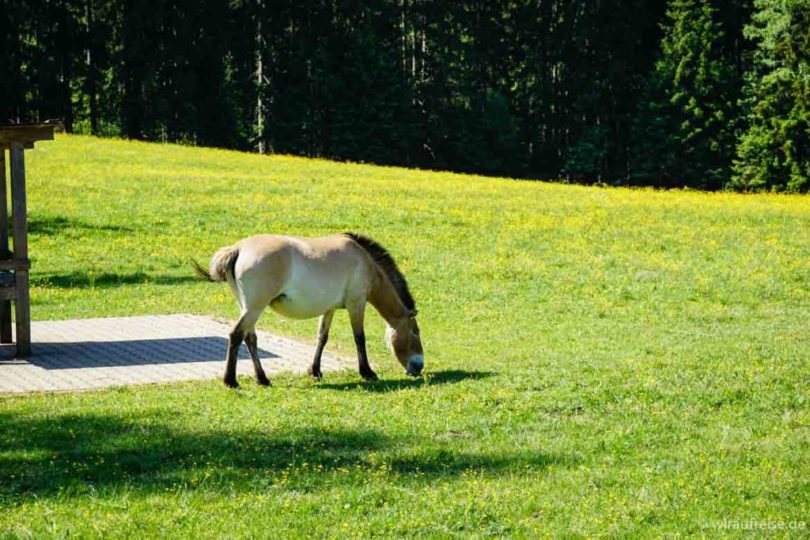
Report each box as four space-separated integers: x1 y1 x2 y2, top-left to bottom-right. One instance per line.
406 356 424 376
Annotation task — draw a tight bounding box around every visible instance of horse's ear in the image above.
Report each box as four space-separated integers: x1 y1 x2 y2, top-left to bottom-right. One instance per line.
409 309 418 318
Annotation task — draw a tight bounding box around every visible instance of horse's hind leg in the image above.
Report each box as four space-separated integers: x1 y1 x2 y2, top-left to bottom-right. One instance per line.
308 309 335 380
223 309 263 388
245 331 270 386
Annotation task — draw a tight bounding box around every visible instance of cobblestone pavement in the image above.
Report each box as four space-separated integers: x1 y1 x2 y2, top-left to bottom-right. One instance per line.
0 314 345 394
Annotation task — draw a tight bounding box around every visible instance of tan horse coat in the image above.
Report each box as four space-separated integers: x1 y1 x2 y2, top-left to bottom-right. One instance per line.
196 233 423 387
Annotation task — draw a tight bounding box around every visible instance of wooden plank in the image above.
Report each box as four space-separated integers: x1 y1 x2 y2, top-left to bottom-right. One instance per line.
0 125 55 144
0 287 16 301
0 259 29 270
9 142 30 357
0 143 34 150
14 270 30 356
0 149 9 258
0 149 9 343
10 142 28 259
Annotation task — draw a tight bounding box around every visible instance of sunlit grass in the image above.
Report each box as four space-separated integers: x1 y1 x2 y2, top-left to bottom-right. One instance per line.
0 134 808 537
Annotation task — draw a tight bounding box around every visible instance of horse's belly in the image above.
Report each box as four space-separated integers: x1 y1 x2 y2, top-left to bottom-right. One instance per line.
269 289 340 320
266 253 355 320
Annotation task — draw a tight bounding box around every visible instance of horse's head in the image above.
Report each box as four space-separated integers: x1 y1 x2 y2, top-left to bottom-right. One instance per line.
385 309 423 376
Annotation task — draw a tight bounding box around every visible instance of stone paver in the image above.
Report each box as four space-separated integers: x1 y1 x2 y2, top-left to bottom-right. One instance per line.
0 314 346 394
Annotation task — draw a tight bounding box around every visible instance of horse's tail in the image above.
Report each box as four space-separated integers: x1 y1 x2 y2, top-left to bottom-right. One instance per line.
192 244 239 283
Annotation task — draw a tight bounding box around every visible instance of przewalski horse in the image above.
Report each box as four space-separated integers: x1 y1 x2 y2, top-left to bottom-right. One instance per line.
193 233 423 388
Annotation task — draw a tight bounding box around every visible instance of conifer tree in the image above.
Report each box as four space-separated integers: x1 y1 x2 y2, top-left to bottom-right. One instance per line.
632 0 740 189
733 0 810 192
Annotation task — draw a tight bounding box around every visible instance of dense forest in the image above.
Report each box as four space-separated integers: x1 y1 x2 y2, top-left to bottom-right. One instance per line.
1 0 808 191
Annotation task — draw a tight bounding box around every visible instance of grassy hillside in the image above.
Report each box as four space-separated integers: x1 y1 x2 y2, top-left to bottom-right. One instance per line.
1 135 808 537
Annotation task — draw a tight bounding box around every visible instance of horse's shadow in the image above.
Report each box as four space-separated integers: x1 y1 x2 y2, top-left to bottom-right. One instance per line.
316 369 494 392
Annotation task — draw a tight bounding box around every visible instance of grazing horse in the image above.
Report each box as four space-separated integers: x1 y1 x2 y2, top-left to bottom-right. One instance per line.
194 233 423 388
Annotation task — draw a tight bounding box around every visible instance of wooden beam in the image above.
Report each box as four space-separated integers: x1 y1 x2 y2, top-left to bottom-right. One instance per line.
0 259 29 270
0 143 34 150
0 124 55 145
0 287 16 301
0 149 9 343
9 141 30 357
0 151 10 257
9 144 28 260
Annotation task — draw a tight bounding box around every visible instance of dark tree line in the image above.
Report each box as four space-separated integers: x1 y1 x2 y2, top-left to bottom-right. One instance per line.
2 0 808 191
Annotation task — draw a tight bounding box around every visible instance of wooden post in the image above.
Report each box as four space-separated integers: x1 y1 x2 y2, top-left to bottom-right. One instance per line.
9 142 30 357
0 124 55 357
0 149 11 343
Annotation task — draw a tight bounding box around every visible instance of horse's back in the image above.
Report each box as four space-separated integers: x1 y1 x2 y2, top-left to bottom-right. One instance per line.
233 234 371 318
235 234 358 269
232 235 293 280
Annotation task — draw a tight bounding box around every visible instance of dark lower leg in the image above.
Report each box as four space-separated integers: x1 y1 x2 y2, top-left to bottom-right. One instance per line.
309 334 328 379
224 328 244 388
245 331 270 386
354 331 377 381
309 311 334 380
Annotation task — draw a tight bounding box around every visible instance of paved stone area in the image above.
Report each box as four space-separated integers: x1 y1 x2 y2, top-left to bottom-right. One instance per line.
0 314 345 394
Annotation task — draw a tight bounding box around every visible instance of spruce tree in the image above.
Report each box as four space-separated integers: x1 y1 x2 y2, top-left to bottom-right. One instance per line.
733 0 810 192
632 0 740 189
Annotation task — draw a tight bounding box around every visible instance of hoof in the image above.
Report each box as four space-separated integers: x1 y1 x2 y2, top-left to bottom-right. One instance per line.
361 371 379 382
223 378 239 389
257 376 271 387
307 366 323 380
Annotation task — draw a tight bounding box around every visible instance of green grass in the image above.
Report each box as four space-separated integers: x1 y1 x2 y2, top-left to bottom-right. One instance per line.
1 134 809 538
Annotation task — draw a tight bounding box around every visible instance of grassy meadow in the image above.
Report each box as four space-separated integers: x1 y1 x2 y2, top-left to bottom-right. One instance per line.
0 134 808 537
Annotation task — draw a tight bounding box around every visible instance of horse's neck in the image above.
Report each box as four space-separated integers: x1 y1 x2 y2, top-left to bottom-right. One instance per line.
368 270 408 326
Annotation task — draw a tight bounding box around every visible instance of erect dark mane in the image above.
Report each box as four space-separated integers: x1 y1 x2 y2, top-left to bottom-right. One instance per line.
344 232 415 311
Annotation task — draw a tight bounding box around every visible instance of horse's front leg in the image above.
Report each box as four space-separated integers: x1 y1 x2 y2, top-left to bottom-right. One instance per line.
347 301 378 381
308 309 335 380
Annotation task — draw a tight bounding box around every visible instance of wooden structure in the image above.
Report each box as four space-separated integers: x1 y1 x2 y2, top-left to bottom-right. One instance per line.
0 124 54 356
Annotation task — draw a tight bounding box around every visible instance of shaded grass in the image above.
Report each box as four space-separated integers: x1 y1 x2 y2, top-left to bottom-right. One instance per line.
0 406 565 499
31 271 196 289
28 216 136 236
0 135 808 537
